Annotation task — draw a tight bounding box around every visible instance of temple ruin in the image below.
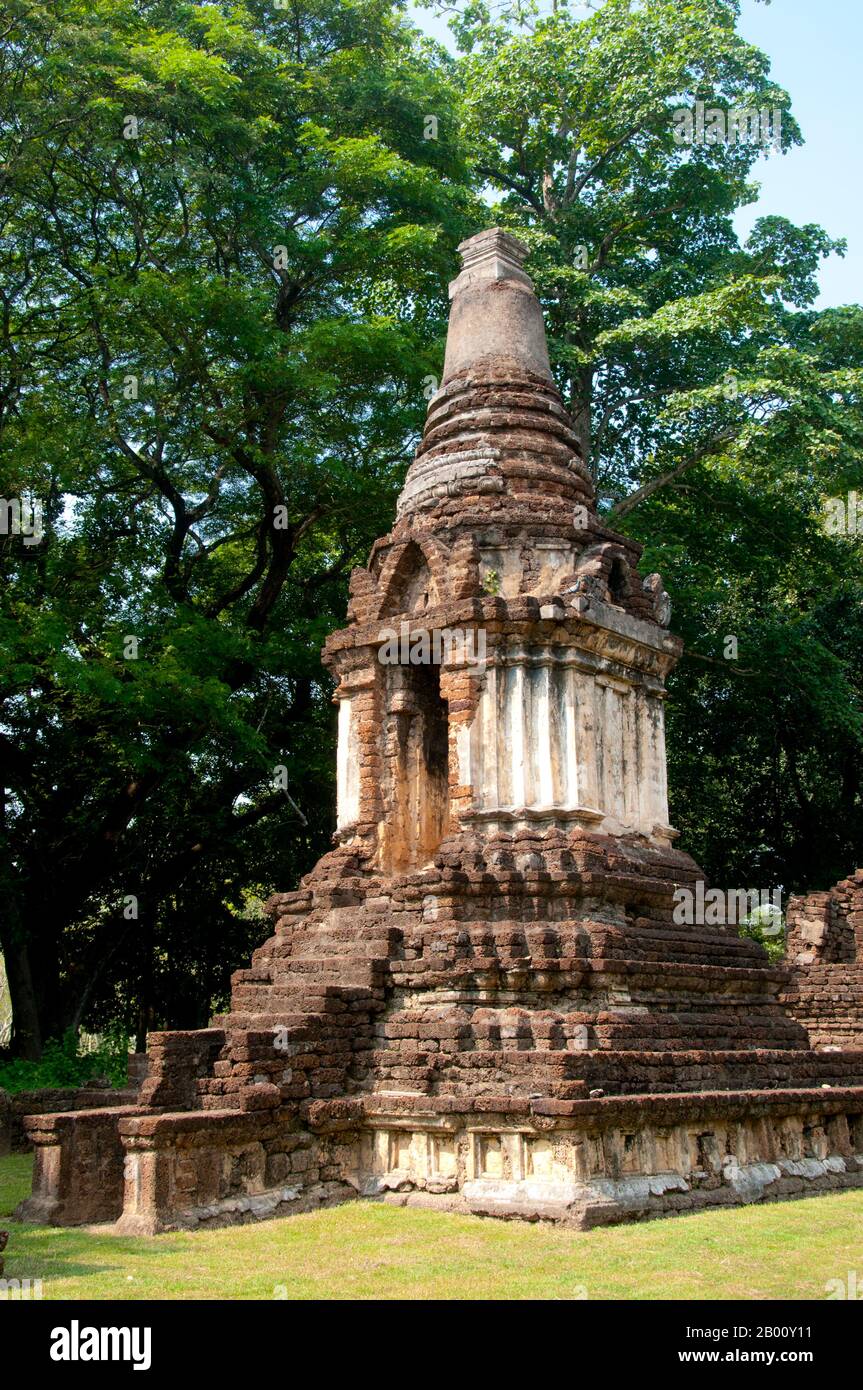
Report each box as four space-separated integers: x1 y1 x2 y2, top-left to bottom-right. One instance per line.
18 230 863 1231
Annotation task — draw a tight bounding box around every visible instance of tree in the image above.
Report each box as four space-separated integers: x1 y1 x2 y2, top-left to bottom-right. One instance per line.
438 0 863 892
646 305 863 892
3 0 861 1058
0 0 473 1056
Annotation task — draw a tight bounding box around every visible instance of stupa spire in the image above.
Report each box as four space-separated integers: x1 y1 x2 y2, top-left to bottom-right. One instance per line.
396 226 594 520
442 229 553 384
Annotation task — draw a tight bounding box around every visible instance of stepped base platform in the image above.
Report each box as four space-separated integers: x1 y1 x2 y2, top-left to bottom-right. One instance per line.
18 1087 863 1233
15 834 863 1234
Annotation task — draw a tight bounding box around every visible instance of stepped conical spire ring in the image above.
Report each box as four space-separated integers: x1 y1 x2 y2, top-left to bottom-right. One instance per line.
396 227 594 520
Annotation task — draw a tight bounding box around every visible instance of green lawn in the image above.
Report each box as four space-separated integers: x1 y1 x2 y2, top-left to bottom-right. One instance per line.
1 1153 860 1300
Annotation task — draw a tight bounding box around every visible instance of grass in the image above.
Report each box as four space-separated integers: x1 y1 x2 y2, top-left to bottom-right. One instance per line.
1 1153 861 1300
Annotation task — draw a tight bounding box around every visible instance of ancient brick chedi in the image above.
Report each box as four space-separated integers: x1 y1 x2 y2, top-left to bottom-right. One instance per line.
19 230 863 1232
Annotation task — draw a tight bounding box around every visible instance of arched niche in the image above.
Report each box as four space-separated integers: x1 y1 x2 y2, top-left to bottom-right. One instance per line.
377 540 440 619
379 660 449 871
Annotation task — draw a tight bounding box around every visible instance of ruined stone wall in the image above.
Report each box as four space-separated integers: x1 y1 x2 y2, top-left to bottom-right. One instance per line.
785 873 863 965
0 1055 146 1154
782 871 863 1049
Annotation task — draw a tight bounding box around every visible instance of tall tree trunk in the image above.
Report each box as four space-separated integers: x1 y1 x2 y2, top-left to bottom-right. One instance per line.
569 362 592 472
135 909 154 1053
0 911 42 1060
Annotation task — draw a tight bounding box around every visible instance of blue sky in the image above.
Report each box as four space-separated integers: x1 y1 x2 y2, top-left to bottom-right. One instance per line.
735 0 861 308
411 0 862 309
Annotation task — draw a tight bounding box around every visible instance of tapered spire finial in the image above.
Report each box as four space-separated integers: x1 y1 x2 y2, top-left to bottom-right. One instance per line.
442 227 553 384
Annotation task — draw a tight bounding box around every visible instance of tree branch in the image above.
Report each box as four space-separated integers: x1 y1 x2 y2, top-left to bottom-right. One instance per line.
608 430 737 519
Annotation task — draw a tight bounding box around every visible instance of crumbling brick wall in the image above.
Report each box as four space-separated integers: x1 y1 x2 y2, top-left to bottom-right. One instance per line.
782 871 863 1048
0 1055 147 1153
785 872 863 965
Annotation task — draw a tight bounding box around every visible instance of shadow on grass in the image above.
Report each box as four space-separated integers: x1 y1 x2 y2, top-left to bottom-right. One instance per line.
0 1152 35 1217
2 1220 209 1297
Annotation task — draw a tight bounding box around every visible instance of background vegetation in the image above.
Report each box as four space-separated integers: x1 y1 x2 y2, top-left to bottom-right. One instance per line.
1 0 861 1060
